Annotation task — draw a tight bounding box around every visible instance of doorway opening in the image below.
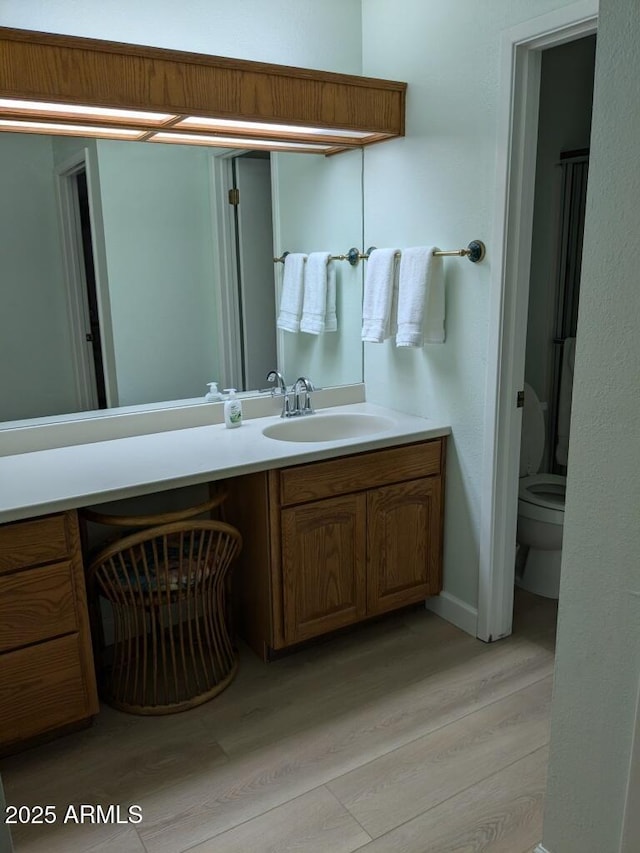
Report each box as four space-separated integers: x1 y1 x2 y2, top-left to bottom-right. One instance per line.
478 4 598 643
514 36 595 611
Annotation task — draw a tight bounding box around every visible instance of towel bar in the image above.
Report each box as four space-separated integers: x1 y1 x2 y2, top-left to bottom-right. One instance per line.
273 240 486 266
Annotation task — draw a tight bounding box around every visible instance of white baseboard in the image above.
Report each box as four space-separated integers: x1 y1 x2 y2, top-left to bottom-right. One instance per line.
425 591 478 637
534 845 551 853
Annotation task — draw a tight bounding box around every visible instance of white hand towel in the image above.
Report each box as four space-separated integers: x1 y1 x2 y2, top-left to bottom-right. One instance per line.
325 261 337 332
396 246 445 347
277 252 307 333
361 248 399 343
301 252 331 334
555 336 576 466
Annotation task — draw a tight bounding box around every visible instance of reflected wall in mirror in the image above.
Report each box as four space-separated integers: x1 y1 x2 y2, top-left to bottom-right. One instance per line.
0 131 364 425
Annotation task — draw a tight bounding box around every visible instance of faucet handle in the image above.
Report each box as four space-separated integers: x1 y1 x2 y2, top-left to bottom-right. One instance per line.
293 376 315 414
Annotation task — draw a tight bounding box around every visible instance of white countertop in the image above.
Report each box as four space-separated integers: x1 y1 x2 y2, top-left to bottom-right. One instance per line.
0 402 451 524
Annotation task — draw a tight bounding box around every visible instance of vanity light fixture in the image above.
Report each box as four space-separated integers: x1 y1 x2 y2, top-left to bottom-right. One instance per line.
0 27 406 155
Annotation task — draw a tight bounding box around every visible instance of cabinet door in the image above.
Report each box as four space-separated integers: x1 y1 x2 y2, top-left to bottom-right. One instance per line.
367 477 442 616
281 494 367 645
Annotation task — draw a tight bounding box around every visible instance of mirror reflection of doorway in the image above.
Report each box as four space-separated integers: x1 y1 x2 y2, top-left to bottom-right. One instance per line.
74 168 107 409
57 153 109 413
229 153 277 392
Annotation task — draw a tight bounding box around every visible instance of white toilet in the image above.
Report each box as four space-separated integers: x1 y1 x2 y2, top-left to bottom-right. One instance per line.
516 383 566 599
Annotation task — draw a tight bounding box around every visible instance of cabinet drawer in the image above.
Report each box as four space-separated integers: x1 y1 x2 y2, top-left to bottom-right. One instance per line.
279 439 443 506
0 634 92 747
0 561 78 653
0 514 68 574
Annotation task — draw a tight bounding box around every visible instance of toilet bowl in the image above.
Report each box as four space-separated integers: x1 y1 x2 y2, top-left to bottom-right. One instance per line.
516 383 566 599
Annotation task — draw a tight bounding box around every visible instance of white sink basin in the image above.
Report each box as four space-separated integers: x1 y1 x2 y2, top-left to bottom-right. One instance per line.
262 412 395 443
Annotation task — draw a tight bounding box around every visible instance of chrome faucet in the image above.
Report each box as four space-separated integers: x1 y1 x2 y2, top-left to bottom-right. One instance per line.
266 369 293 418
266 370 315 418
292 376 315 416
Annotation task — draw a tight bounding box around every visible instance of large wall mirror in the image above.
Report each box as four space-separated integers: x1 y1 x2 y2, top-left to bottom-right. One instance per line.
0 26 407 431
0 130 364 426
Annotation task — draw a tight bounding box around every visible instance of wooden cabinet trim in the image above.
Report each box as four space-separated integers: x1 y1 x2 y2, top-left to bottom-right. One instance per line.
64 510 100 717
278 439 443 507
268 470 286 649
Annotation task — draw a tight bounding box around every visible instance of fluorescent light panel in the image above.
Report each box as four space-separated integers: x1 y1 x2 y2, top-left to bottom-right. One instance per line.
0 119 144 138
177 115 372 139
0 98 174 124
150 131 333 151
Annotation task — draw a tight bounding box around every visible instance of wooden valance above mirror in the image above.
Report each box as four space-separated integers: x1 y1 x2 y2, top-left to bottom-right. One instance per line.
0 27 406 155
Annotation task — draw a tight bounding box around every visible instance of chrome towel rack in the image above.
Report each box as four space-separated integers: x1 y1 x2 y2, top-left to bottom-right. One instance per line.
273 240 486 266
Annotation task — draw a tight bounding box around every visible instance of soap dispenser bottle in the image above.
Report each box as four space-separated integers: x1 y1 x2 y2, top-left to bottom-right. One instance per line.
205 381 222 402
223 389 243 428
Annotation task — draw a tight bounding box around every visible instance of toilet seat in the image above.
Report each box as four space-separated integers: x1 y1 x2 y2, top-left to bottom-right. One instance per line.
519 473 566 525
519 473 566 509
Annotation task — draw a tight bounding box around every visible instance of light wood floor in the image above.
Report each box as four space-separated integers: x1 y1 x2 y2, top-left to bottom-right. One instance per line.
1 589 557 853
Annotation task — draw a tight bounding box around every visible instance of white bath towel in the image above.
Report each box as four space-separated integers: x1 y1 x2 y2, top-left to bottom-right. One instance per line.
301 252 336 334
556 336 576 467
396 246 445 347
277 252 307 333
361 248 399 343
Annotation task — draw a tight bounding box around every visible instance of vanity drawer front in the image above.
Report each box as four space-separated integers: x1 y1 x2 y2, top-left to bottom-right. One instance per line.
279 439 443 506
0 634 91 747
0 561 77 653
0 514 69 574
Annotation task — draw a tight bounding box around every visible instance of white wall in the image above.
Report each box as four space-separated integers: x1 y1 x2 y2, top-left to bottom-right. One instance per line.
361 0 589 615
542 0 640 849
0 133 78 421
95 140 219 406
525 35 595 437
0 0 362 73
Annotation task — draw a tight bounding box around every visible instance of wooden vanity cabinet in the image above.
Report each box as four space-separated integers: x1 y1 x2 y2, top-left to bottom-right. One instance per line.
0 510 99 754
228 438 445 659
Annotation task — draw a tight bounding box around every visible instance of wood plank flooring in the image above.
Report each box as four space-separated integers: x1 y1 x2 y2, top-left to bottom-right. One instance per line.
1 589 557 853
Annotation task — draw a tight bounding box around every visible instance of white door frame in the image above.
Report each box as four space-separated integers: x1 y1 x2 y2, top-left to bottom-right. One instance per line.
56 149 99 412
478 1 598 642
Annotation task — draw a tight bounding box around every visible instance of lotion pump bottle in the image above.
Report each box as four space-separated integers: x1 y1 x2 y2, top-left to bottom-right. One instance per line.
205 381 222 402
223 389 243 428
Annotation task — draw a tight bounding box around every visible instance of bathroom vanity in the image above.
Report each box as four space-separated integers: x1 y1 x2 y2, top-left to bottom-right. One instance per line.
0 400 449 751
227 437 445 659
